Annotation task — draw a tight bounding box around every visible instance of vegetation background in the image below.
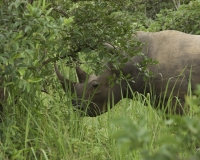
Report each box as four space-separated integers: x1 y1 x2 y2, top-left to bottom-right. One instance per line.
0 0 200 159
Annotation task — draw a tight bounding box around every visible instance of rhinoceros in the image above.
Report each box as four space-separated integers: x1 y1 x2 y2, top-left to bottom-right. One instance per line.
55 30 200 117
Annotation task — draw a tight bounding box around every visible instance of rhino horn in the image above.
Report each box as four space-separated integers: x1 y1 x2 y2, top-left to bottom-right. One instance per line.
76 66 88 83
54 64 75 92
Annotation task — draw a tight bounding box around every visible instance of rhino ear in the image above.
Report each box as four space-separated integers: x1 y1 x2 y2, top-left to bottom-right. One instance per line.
54 64 75 92
76 66 88 83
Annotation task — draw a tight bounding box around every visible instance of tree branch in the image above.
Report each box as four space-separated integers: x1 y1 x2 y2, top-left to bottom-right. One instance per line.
52 7 69 17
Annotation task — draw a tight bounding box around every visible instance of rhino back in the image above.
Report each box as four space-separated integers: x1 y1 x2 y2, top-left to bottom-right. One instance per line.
136 30 200 98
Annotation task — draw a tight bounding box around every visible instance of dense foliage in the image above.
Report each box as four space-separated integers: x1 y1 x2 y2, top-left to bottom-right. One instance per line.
0 0 72 108
0 0 200 159
148 0 200 34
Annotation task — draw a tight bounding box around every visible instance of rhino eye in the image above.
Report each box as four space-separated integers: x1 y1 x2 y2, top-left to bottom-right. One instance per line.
93 83 99 88
92 81 99 88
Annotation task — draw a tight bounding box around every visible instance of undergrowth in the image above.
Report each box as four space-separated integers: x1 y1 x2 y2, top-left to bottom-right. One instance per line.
0 79 200 160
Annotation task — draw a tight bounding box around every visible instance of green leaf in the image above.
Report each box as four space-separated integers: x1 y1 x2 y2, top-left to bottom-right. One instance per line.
25 26 32 33
63 17 74 25
46 8 53 16
11 53 22 60
42 0 46 11
14 31 23 40
18 67 27 76
28 77 42 83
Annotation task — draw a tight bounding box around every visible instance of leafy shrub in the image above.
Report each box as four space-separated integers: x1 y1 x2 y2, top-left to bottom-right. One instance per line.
0 0 73 112
113 85 200 160
149 0 200 34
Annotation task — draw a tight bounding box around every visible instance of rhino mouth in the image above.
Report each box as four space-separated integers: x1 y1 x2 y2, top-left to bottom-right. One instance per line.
72 100 102 117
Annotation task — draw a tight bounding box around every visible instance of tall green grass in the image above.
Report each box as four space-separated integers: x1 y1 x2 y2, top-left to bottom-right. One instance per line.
0 72 200 159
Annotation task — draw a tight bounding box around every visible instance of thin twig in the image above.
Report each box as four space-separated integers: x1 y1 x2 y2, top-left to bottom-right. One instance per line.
39 55 67 70
52 7 69 17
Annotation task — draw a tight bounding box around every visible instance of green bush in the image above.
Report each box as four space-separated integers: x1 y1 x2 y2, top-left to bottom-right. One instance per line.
0 0 73 111
113 85 200 160
149 0 200 34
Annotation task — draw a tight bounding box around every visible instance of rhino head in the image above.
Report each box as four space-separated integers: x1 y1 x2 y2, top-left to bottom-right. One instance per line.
54 63 123 117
